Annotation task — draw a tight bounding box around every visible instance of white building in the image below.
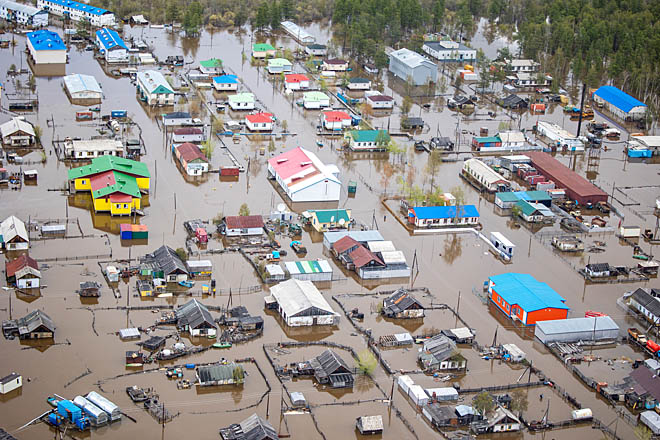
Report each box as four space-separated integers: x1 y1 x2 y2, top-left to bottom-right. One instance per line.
535 316 619 344
63 74 103 103
321 111 352 130
26 29 66 65
267 58 292 74
462 158 511 193
593 85 647 122
388 48 437 86
245 113 274 131
509 72 552 88
498 131 525 149
268 147 341 202
136 70 174 106
284 260 333 282
305 43 327 56
266 279 339 326
536 121 584 151
64 139 124 159
223 215 264 236
322 59 349 71
422 40 476 62
0 0 48 26
37 0 115 26
281 21 315 44
0 117 36 147
365 91 394 109
1 216 29 250
212 74 239 91
346 77 370 90
228 93 255 111
172 127 205 143
285 73 310 91
0 373 22 394
506 59 540 73
303 91 330 109
95 28 128 63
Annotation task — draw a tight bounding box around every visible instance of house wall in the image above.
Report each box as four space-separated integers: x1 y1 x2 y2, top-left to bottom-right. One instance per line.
104 47 128 63
252 49 276 58
190 327 216 337
37 0 115 25
93 197 140 215
135 177 150 190
358 267 411 279
228 100 255 110
493 423 520 432
246 121 273 131
631 300 660 324
17 277 40 289
21 330 53 339
368 99 394 109
173 133 205 143
303 98 329 109
526 308 568 326
347 82 370 90
214 82 238 91
225 226 263 237
29 45 67 64
74 177 92 191
289 179 341 202
4 134 34 146
396 309 424 318
0 376 22 394
322 63 348 71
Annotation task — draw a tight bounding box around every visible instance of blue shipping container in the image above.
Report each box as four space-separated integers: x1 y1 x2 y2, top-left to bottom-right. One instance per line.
111 110 127 118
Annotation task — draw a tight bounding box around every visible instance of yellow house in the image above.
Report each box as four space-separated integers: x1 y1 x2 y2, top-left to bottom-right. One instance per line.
68 156 150 216
303 209 352 232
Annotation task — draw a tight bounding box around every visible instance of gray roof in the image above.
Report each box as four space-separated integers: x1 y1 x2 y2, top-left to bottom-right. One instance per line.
324 230 384 245
631 288 660 317
63 74 102 94
175 299 216 329
198 363 242 383
119 328 140 339
488 406 520 426
147 245 188 276
17 310 55 335
239 413 278 440
389 48 436 69
357 415 383 431
535 316 619 335
269 279 337 318
0 0 43 16
424 404 455 423
455 405 475 417
315 349 351 376
382 289 423 314
424 41 473 52
0 372 20 385
421 334 456 362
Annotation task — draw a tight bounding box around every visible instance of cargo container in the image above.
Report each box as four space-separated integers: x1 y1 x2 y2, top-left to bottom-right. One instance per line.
131 224 148 239
220 167 240 176
397 375 414 394
73 396 108 426
120 224 132 240
111 110 127 118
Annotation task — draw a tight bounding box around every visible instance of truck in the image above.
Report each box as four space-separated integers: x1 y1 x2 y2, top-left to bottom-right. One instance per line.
629 328 648 345
646 340 660 356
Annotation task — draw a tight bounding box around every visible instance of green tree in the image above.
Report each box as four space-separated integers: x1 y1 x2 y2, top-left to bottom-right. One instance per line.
432 0 445 31
33 125 43 142
175 247 188 262
510 389 528 416
201 139 214 159
254 2 269 30
76 18 90 39
232 365 245 383
269 1 281 29
473 391 495 416
511 204 522 219
268 138 276 153
425 150 442 191
182 1 203 37
355 349 377 375
239 203 250 216
165 0 179 26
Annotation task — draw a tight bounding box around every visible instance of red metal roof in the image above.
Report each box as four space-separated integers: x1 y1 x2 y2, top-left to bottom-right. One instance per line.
246 113 274 124
526 152 607 204
6 254 38 278
332 235 359 254
367 95 394 102
349 245 384 269
109 193 132 203
268 147 315 180
174 127 203 135
90 170 116 192
224 215 264 229
176 143 208 163
285 74 309 83
323 111 351 122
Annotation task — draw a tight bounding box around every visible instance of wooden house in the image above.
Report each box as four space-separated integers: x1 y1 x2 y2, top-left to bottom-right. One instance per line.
5 255 40 289
382 289 424 318
310 349 354 388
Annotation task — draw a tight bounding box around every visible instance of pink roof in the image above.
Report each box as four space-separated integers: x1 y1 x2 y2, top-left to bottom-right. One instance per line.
176 142 208 163
268 147 317 180
367 95 394 102
174 127 203 135
246 113 274 124
323 111 351 122
285 74 309 83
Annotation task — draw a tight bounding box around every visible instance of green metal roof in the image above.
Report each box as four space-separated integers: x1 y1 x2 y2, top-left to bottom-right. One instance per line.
228 93 255 103
200 58 222 68
525 190 552 201
349 130 390 143
268 58 292 67
496 192 519 202
68 156 150 180
303 91 329 101
515 200 537 216
311 209 351 224
253 43 275 52
92 171 141 199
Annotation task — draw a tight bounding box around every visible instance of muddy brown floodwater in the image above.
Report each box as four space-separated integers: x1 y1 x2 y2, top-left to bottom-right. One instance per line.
0 20 659 440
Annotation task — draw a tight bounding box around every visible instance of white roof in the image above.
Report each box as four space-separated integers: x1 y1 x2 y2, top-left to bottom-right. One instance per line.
491 232 515 248
269 279 338 318
463 158 510 186
281 21 315 42
502 343 526 358
0 117 35 138
186 260 212 269
508 59 539 67
632 135 660 148
380 250 407 265
367 240 395 253
389 48 436 69
63 74 102 95
398 375 414 385
449 327 474 339
66 139 122 152
324 230 384 245
498 131 525 144
0 0 43 16
536 316 619 335
119 328 140 338
394 332 413 343
537 121 578 140
425 387 458 397
136 70 173 94
408 384 427 399
1 215 28 243
266 264 285 276
501 155 530 162
284 260 332 275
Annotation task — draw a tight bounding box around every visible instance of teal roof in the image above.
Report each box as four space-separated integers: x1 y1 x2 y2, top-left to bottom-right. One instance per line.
349 130 390 143
515 200 537 216
474 136 500 143
311 209 351 224
253 43 275 52
489 273 568 312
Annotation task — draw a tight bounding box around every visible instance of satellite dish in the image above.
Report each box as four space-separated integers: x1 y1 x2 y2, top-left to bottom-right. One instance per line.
277 203 286 212
338 219 346 226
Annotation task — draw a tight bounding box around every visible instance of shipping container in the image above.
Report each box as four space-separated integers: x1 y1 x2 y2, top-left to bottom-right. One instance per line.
132 224 148 239
111 110 127 118
220 167 240 176
120 224 132 240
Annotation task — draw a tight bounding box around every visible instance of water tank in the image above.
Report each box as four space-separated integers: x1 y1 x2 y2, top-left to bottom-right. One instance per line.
571 408 593 420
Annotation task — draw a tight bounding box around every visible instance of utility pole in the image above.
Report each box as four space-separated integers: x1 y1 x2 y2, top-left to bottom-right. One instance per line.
528 360 533 383
266 392 270 418
389 376 395 407
456 291 461 314
576 83 587 137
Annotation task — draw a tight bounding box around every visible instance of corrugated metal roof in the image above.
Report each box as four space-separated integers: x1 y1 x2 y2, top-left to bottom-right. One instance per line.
489 273 568 312
95 28 127 51
410 205 480 220
63 74 102 94
27 30 65 51
269 279 337 318
527 152 607 201
324 230 384 245
0 0 43 16
594 86 646 113
43 0 110 15
535 316 618 335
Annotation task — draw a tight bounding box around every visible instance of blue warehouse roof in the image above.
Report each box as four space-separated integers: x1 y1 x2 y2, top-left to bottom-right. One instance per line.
410 205 480 219
213 74 238 84
489 273 568 312
96 28 127 51
593 86 646 113
27 29 66 51
44 0 111 15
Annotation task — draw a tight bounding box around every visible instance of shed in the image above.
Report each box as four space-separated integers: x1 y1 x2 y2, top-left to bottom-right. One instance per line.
289 391 307 408
310 349 354 388
418 334 466 372
444 327 474 344
86 391 121 421
323 230 383 249
356 415 383 435
423 404 457 427
15 310 54 339
265 264 286 281
73 395 108 426
5 254 40 289
0 373 22 394
382 289 424 318
175 299 216 337
219 413 278 440
619 225 640 239
0 117 36 147
197 363 244 386
186 260 212 276
268 279 339 326
641 411 660 435
534 316 619 344
141 335 165 351
284 260 333 282
223 216 264 236
425 387 459 401
398 375 414 394
490 232 515 258
501 343 526 362
1 215 29 250
119 327 140 340
408 384 429 406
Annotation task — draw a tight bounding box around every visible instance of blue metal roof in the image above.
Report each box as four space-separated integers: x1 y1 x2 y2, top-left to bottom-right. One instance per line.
213 74 238 84
410 205 480 219
43 0 110 15
95 28 127 51
593 86 646 113
489 273 568 312
27 30 65 51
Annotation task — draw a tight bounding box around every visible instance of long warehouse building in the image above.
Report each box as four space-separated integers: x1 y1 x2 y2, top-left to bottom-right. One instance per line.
526 152 607 205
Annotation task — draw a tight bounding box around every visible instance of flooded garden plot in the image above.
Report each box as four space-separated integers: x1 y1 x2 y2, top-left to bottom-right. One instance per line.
312 400 413 439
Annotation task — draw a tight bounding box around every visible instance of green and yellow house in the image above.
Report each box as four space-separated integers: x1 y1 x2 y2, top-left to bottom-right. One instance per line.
68 156 150 216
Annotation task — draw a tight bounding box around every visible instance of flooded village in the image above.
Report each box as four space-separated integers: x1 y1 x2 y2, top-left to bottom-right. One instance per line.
0 1 659 439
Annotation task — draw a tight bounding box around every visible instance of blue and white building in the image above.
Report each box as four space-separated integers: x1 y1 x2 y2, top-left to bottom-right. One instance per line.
36 0 115 26
407 205 480 228
213 74 239 92
388 48 437 86
26 29 66 64
95 27 128 63
63 73 102 103
593 85 647 122
136 70 175 106
0 0 48 27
